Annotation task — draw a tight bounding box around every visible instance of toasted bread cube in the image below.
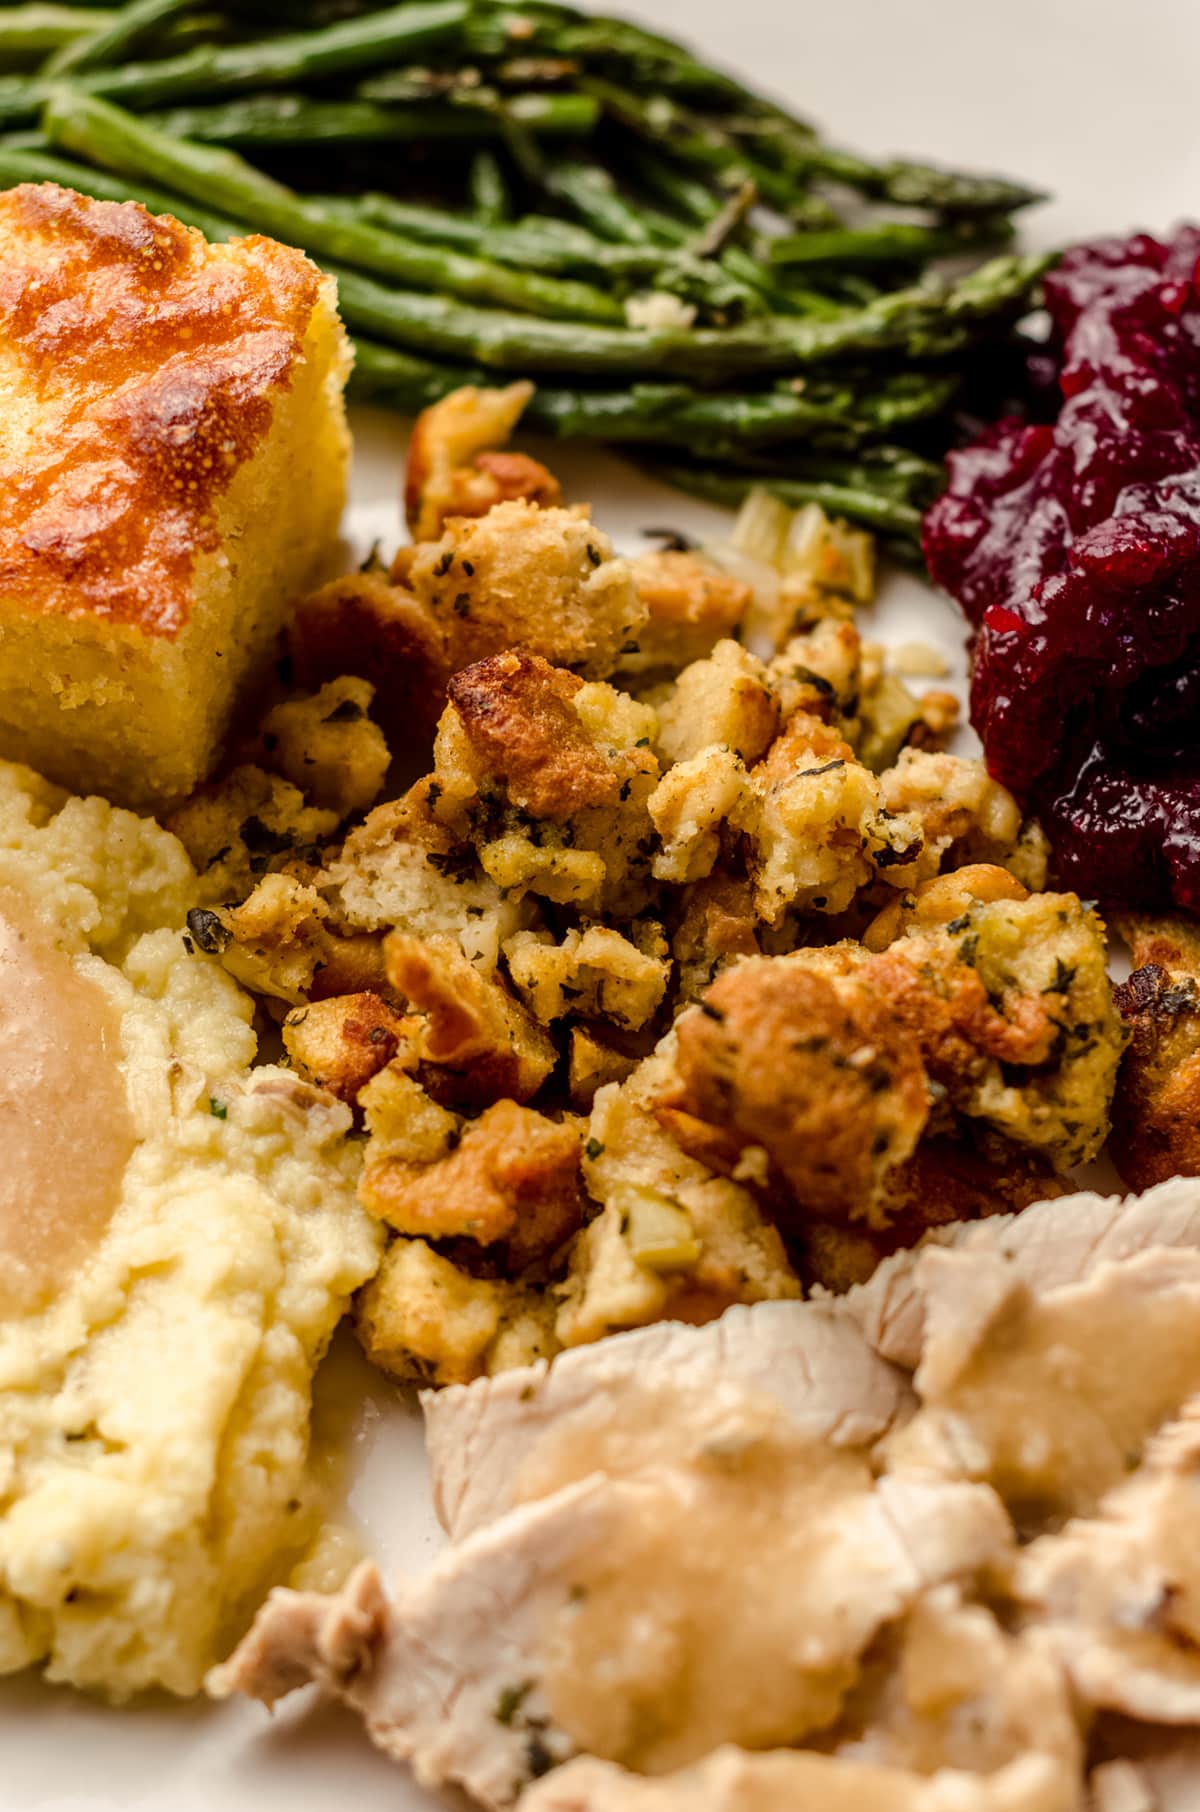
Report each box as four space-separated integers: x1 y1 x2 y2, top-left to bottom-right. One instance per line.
0 184 351 808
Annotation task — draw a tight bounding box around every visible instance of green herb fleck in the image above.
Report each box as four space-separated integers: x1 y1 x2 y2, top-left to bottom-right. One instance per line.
495 1681 532 1726
791 665 835 698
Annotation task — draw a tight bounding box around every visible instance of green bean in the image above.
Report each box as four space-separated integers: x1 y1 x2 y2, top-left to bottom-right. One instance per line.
44 90 626 322
767 217 1016 268
321 252 1051 380
349 338 957 449
0 4 111 65
0 140 245 236
43 0 193 75
468 146 509 224
0 0 472 124
643 460 926 539
142 90 598 146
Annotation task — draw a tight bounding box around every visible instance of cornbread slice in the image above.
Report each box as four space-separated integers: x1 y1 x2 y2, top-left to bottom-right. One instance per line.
0 183 351 809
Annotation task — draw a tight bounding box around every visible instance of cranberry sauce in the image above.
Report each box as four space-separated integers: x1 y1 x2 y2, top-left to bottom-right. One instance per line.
922 226 1200 909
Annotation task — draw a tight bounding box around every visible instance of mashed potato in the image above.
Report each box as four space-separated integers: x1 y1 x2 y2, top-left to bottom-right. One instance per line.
0 761 381 1698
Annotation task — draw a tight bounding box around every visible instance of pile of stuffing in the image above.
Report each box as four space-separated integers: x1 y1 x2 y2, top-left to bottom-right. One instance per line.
173 381 1132 1388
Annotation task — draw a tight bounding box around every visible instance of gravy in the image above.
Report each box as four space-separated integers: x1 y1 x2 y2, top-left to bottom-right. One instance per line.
0 886 133 1317
535 1385 892 1774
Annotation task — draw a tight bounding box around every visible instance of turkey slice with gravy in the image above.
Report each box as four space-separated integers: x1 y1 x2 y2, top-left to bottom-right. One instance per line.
843 1176 1200 1371
1016 1397 1200 1724
516 1744 1075 1812
213 1383 1009 1807
423 1298 913 1539
884 1245 1200 1525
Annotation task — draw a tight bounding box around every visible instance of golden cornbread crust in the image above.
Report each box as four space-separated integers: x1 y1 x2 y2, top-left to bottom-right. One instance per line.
0 183 351 808
0 183 319 633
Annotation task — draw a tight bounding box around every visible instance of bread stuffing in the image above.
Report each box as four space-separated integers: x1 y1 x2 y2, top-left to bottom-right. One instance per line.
172 384 1120 1394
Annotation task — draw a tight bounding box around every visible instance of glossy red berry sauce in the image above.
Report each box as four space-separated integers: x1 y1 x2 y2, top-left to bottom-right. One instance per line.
923 226 1200 909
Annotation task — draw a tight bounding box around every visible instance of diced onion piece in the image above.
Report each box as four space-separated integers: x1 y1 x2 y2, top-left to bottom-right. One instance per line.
732 487 792 569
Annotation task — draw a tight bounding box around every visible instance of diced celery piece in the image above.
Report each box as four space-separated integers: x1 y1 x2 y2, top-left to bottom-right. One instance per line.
857 671 922 772
617 1185 702 1272
782 501 875 603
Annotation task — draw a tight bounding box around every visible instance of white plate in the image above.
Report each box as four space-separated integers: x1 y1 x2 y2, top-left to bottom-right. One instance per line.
3 2 1197 1804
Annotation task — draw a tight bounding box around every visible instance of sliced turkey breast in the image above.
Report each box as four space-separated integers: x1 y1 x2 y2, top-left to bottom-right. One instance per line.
844 1176 1200 1371
1016 1398 1200 1725
814 1585 1080 1785
423 1298 912 1538
1089 1723 1200 1812
883 1246 1200 1523
516 1745 1076 1812
213 1387 1008 1807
